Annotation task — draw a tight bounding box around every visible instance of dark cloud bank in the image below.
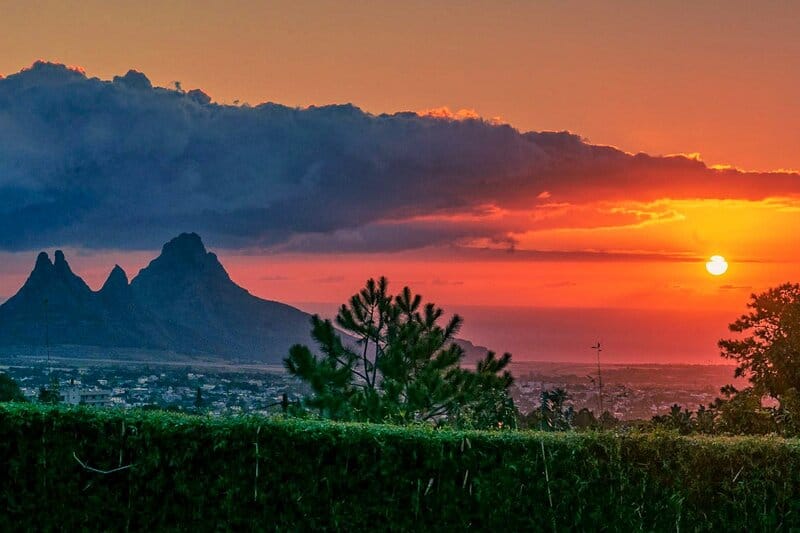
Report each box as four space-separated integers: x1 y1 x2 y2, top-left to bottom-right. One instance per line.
0 61 797 253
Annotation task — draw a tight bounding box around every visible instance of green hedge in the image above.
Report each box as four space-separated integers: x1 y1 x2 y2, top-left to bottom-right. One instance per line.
1 403 800 531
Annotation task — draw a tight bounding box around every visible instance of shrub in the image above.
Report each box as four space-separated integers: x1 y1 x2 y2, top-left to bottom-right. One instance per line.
1 403 800 531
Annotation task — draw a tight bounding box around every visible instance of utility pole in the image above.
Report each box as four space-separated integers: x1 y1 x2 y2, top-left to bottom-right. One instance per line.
44 298 51 375
591 341 603 415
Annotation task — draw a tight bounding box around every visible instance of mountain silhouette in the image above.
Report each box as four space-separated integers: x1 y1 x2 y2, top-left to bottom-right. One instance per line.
0 233 314 362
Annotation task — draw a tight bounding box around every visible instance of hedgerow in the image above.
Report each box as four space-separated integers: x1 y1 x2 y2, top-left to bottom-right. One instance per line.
1 403 799 531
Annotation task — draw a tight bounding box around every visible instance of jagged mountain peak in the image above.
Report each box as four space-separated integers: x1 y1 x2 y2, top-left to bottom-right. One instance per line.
53 250 73 274
22 249 88 292
0 233 314 361
34 251 52 270
100 265 129 294
160 232 207 261
132 232 230 289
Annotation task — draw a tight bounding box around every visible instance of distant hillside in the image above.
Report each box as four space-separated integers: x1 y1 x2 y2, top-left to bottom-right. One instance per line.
454 338 492 365
0 233 315 362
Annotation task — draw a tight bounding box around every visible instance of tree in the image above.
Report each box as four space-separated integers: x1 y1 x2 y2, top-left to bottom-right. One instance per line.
38 376 60 404
572 408 598 430
719 283 800 398
0 373 26 402
598 410 619 430
711 386 775 435
285 277 516 428
694 404 717 433
538 388 574 431
652 404 693 434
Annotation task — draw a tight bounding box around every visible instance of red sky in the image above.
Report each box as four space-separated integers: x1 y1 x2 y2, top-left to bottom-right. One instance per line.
1 2 799 363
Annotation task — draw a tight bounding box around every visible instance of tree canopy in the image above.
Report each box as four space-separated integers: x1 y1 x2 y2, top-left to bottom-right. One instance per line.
719 283 800 398
0 373 26 402
284 277 516 428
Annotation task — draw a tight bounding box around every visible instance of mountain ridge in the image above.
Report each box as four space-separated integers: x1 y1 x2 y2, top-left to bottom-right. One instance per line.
0 233 315 362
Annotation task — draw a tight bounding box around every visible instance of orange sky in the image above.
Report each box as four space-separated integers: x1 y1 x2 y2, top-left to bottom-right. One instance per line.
1 2 799 362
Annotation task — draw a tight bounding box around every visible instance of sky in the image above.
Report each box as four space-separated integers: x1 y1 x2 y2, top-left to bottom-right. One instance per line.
1 1 799 363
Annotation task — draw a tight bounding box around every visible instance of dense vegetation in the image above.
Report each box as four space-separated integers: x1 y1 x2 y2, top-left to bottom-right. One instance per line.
2 403 800 531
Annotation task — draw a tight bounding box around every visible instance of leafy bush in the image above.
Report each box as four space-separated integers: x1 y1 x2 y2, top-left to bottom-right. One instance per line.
2 403 800 531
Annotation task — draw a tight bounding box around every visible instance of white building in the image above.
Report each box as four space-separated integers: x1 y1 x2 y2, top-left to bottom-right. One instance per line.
59 387 112 407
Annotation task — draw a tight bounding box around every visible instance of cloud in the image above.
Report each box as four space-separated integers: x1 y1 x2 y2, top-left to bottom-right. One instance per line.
0 61 798 253
417 107 482 121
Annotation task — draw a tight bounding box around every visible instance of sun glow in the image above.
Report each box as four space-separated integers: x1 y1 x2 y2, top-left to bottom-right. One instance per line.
705 255 729 276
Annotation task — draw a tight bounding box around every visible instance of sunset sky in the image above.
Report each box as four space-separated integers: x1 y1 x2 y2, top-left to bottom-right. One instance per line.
1 1 799 363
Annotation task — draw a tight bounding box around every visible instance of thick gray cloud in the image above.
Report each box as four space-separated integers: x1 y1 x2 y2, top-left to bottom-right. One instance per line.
0 61 797 252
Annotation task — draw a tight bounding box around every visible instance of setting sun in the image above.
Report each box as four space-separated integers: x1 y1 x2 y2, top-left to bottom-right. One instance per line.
706 255 729 276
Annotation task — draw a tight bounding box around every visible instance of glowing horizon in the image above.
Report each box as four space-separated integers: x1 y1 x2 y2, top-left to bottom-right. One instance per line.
1 2 799 364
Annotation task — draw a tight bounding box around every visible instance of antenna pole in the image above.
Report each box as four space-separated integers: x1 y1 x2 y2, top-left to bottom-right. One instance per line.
591 341 603 414
44 298 51 375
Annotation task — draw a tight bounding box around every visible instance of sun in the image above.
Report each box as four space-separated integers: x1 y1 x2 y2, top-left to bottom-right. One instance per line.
705 255 729 276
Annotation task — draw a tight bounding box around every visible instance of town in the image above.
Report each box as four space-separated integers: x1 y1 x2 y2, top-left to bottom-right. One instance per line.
1 356 742 421
1 357 305 415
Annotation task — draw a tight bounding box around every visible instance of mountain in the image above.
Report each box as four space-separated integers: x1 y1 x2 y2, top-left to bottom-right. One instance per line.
454 338 493 365
128 233 314 359
0 233 315 362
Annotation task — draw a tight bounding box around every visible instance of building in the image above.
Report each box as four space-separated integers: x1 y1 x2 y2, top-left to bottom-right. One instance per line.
59 387 112 407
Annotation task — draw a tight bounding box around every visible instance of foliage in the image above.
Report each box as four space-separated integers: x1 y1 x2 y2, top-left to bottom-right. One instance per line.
719 283 800 398
3 403 800 531
573 407 598 430
519 388 574 430
712 386 777 435
650 283 800 437
598 410 620 430
774 387 800 436
652 404 694 435
285 277 516 429
37 377 60 404
0 373 26 402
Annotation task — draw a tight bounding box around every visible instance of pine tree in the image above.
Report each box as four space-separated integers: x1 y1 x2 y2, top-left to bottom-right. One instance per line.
285 277 516 428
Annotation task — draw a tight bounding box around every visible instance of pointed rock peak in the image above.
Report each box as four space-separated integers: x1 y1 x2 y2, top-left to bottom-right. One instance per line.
131 233 232 289
109 264 128 284
53 249 74 274
100 265 129 294
34 252 52 271
161 233 207 260
16 248 91 297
